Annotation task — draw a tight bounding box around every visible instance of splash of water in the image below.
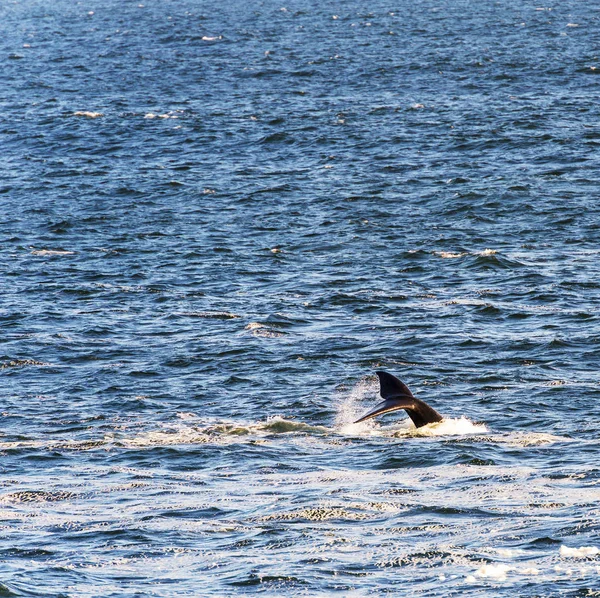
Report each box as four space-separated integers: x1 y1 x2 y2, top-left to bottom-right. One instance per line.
335 379 488 437
406 416 488 437
333 376 379 430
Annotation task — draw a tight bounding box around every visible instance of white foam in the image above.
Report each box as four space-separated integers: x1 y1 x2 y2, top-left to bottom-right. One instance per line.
560 545 599 558
260 416 329 435
501 431 569 447
244 322 284 338
73 111 103 118
340 416 486 438
473 563 510 580
518 567 540 575
176 412 198 420
119 416 332 448
31 249 75 256
495 548 524 558
144 113 177 119
435 251 465 258
411 416 487 437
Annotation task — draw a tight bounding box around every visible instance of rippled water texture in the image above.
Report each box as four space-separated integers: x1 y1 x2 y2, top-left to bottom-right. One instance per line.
2 0 600 596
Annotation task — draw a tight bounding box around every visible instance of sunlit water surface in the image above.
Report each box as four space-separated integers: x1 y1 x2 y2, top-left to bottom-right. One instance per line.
2 0 600 596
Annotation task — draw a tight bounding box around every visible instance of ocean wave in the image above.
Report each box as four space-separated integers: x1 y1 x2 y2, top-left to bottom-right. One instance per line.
115 416 330 448
560 545 599 558
1 413 575 455
0 414 489 453
498 432 571 447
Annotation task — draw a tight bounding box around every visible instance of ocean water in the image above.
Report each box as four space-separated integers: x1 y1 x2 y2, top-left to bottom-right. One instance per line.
2 0 600 595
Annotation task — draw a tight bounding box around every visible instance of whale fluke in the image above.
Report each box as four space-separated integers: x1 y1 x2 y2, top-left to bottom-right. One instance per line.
354 371 443 428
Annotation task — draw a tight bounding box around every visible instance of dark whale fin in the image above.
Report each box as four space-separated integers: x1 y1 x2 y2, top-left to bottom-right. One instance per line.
353 371 443 428
377 370 415 400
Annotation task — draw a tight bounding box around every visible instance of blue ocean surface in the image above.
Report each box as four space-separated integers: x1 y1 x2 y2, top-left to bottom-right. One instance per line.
2 0 600 595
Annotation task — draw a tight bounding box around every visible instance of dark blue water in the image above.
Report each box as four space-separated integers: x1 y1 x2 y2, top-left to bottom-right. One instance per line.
2 0 600 595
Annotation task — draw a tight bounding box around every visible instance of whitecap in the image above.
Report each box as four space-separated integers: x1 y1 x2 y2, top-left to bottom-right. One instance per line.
518 567 541 575
560 545 599 558
501 432 570 447
259 415 329 435
495 548 524 558
473 563 511 580
435 251 465 258
144 113 176 119
176 412 197 420
244 322 284 338
31 249 75 256
118 428 210 448
119 416 330 448
73 111 103 118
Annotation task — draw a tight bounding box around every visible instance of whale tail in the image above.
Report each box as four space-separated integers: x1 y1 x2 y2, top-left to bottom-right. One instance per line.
354 371 443 428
